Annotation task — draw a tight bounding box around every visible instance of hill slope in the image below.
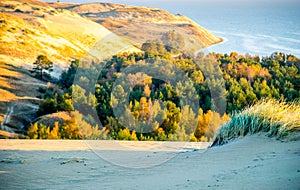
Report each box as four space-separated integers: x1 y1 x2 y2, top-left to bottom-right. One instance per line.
54 2 222 52
0 0 140 74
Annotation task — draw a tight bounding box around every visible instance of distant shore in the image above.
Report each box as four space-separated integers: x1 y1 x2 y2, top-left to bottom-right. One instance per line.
194 36 227 55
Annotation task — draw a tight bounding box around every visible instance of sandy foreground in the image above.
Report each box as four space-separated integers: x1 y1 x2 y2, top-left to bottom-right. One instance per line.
0 134 299 190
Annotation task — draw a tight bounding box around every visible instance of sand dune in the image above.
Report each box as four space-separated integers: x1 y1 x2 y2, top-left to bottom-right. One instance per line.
0 134 299 189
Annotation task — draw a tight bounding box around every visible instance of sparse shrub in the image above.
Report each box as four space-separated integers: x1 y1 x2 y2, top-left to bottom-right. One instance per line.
4 4 17 9
14 9 23 13
27 123 38 139
38 97 58 116
161 30 185 53
189 134 198 142
155 127 167 141
50 10 58 15
23 28 35 35
7 27 17 33
37 87 46 93
117 128 138 140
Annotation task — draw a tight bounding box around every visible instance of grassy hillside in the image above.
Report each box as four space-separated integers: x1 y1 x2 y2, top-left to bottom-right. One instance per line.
0 62 44 136
0 0 140 73
54 2 222 52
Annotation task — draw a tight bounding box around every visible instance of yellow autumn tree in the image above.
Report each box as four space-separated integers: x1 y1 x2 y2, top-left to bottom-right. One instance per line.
143 84 151 97
27 123 38 139
47 122 60 139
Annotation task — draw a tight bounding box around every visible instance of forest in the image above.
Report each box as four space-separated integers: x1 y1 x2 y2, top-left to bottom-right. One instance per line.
27 36 300 141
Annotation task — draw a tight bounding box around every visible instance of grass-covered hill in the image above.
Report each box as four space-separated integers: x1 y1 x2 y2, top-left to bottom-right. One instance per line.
0 0 140 73
53 2 222 52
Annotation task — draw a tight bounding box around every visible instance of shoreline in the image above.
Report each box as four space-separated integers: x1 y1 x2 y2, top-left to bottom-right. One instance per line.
194 35 228 55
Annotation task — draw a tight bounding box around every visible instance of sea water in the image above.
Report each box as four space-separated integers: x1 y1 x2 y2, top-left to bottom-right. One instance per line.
135 1 300 57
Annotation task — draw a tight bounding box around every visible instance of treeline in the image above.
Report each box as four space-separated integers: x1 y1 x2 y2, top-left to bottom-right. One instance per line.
29 40 300 141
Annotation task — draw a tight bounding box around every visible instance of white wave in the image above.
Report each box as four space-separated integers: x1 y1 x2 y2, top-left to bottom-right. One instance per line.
204 30 300 57
288 32 300 36
223 32 258 39
278 36 300 44
256 34 300 44
242 38 269 55
210 30 227 35
256 34 278 42
264 43 300 55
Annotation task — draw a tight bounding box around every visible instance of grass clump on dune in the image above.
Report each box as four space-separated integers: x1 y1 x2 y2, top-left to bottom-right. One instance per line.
212 99 300 146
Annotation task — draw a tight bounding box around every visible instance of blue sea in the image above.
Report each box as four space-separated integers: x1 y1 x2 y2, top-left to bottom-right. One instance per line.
44 0 300 57
151 1 300 57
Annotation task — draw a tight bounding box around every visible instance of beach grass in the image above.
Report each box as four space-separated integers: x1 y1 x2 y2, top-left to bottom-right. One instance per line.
212 99 300 146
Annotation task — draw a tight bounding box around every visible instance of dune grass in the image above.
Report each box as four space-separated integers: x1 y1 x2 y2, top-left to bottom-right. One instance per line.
212 99 300 146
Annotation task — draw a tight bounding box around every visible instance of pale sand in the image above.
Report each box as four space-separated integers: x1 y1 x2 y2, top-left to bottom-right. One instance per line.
0 134 299 189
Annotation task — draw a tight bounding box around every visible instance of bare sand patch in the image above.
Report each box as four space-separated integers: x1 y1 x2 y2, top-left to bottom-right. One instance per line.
0 134 299 189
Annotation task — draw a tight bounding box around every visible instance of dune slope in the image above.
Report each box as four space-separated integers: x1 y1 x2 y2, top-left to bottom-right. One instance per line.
0 135 299 189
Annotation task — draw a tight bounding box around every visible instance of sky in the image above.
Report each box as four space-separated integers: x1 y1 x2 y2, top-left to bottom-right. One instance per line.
42 0 300 17
43 0 300 6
